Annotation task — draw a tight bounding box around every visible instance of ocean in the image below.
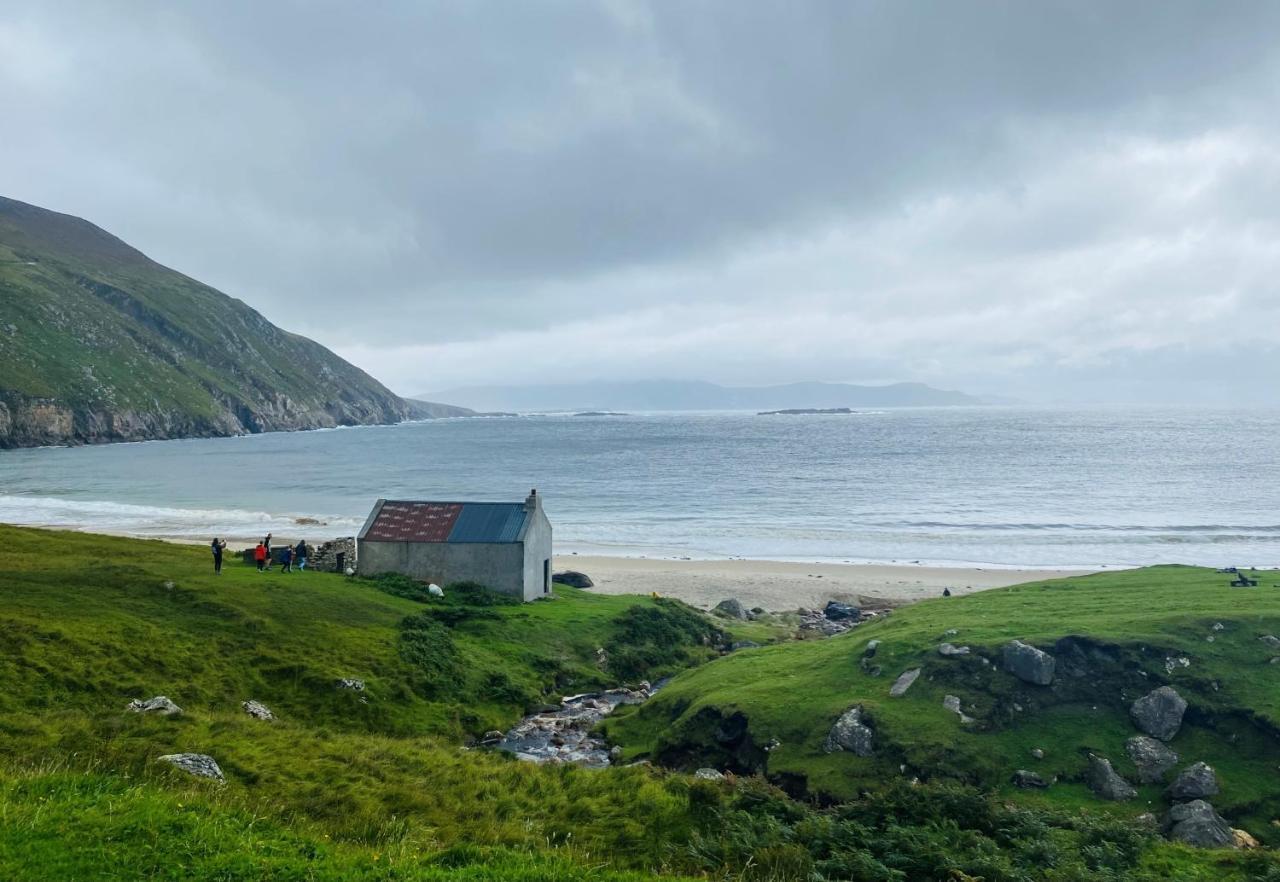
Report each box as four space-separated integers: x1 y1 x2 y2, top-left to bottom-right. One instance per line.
1 407 1277 568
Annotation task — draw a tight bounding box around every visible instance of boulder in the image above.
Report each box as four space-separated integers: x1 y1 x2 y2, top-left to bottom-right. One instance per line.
1030 748 1045 760
889 667 921 697
937 642 970 657
553 570 594 589
479 730 504 745
694 768 725 780
157 753 224 781
127 695 182 715
1002 640 1056 685
1259 634 1280 649
1125 735 1178 784
336 678 366 691
823 601 860 621
1232 828 1261 849
824 705 874 756
1168 761 1219 801
1164 800 1233 848
712 598 750 620
863 639 880 657
242 700 275 721
1012 769 1048 789
1130 686 1187 741
1087 754 1137 801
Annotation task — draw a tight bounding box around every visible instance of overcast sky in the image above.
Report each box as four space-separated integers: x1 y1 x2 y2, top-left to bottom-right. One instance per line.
3 2 1279 403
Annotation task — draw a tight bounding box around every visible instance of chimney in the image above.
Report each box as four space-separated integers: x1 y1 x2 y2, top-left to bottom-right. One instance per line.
525 488 539 512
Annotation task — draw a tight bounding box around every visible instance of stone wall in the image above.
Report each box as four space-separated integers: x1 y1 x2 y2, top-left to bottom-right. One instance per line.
308 537 356 573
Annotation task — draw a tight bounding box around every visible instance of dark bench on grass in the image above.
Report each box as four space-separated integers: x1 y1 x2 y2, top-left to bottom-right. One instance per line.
1230 570 1258 587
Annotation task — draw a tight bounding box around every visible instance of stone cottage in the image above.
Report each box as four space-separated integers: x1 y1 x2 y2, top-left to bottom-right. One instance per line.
356 490 553 602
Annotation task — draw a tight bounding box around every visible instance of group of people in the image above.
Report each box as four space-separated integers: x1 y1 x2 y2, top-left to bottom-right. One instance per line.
209 532 309 574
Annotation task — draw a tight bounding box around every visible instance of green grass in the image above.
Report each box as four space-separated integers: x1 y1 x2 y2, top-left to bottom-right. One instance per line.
608 565 1280 843
2 527 1276 880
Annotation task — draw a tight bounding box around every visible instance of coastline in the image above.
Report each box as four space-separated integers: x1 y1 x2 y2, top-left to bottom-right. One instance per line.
555 554 1096 610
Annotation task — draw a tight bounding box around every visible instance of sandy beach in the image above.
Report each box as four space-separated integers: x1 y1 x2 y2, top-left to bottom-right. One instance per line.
553 555 1096 611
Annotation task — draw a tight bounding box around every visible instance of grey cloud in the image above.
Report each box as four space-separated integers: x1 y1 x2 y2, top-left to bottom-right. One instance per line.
2 2 1278 401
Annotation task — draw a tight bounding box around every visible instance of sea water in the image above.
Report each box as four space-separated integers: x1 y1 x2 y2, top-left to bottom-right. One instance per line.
0 406 1277 568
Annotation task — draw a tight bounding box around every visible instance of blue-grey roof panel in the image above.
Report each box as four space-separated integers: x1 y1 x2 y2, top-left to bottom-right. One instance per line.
447 503 527 543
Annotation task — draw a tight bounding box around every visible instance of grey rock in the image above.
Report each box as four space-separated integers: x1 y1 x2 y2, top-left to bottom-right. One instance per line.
864 639 880 657
1125 735 1178 784
157 753 223 780
943 628 959 637
824 705 874 756
712 598 750 620
552 570 594 589
1087 754 1137 801
480 730 504 745
942 694 963 714
729 640 761 651
860 658 882 676
1260 634 1280 649
694 768 725 780
889 667 921 697
1164 800 1233 848
127 695 182 715
938 642 971 657
241 700 274 721
1168 762 1219 801
1002 640 1056 685
823 601 860 621
337 678 366 691
1012 769 1048 788
1030 748 1045 760
1130 686 1187 741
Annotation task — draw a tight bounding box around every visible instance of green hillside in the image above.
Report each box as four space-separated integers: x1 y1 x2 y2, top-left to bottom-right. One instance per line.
606 566 1280 844
1 526 1275 881
0 195 418 447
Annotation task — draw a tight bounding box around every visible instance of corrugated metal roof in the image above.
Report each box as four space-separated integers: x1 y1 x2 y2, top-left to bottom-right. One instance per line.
365 502 463 542
447 503 528 543
363 501 528 544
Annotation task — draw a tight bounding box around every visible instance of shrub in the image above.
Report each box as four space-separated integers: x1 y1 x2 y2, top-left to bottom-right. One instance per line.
604 599 721 680
397 613 463 697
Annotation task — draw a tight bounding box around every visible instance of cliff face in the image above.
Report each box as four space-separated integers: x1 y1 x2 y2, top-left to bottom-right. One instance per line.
0 196 413 448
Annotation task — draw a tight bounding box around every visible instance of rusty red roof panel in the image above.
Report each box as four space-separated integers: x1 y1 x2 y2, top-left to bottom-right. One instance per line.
365 502 463 542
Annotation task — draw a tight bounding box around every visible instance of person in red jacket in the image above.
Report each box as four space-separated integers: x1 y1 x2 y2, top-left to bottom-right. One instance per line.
254 541 267 572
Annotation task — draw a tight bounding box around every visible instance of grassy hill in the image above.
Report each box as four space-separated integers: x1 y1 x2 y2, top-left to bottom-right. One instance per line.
1 526 1275 880
605 566 1280 844
0 195 419 447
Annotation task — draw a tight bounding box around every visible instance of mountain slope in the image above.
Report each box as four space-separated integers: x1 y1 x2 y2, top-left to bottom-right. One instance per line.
0 195 413 447
427 379 990 412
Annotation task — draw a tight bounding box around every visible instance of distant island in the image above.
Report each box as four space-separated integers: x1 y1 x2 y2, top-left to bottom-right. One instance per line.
0 195 467 448
573 411 628 417
425 379 996 413
759 407 856 415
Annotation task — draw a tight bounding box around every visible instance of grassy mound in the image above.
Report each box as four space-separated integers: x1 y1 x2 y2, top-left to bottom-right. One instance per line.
605 565 1280 844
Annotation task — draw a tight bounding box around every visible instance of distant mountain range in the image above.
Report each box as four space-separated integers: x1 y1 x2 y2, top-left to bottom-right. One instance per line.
422 380 995 413
0 195 438 448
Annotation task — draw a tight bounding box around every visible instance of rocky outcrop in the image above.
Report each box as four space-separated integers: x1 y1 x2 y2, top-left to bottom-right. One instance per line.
1087 754 1136 801
1012 769 1048 788
937 642 970 657
694 768 725 780
712 598 750 620
553 571 594 589
942 694 974 724
823 601 860 621
889 668 921 697
1164 800 1233 848
1168 762 1218 801
1125 735 1178 784
242 700 275 721
824 706 875 756
127 695 182 715
336 678 366 691
1130 686 1187 741
1002 640 1055 685
157 753 224 781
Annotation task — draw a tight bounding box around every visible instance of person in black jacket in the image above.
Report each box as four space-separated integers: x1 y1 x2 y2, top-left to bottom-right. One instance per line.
295 540 308 571
211 538 227 574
